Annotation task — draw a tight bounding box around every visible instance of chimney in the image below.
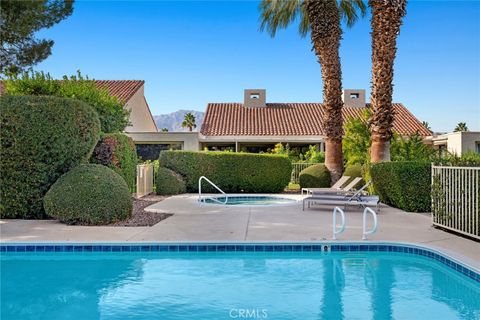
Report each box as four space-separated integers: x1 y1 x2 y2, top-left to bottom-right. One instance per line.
342 89 366 108
244 89 266 108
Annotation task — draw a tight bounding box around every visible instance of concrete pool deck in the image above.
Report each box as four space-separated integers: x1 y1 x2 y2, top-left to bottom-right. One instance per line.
1 194 479 270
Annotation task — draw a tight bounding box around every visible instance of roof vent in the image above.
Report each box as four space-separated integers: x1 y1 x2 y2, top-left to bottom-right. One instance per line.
342 89 366 108
244 89 266 108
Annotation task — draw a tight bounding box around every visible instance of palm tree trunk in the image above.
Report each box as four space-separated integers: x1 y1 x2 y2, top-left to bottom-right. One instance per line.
369 0 407 162
306 0 344 183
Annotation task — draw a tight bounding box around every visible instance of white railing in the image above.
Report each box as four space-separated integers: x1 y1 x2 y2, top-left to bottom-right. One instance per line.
198 176 228 205
362 207 378 240
431 165 479 239
136 164 154 198
332 207 346 240
291 162 316 183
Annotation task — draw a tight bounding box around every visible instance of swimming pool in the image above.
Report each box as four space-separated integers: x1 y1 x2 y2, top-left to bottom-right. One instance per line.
1 243 479 320
201 195 297 205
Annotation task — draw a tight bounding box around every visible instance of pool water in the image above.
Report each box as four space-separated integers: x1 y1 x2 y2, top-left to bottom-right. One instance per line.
202 195 296 205
2 250 479 320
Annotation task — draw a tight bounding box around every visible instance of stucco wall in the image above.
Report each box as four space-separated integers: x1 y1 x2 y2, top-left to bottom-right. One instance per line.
432 131 480 155
126 132 200 151
124 85 157 133
460 132 480 154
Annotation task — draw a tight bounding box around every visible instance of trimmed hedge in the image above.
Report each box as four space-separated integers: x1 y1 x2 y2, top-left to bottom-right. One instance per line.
44 164 132 225
156 167 186 195
5 71 130 133
344 164 365 186
0 95 100 218
91 133 137 191
299 164 331 188
370 161 431 212
159 151 292 193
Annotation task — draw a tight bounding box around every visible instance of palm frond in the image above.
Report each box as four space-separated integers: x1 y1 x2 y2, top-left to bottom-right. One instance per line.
339 0 366 28
259 0 305 37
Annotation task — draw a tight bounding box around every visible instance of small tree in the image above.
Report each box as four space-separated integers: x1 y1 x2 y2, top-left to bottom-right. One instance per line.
181 112 197 132
454 122 468 132
0 0 74 75
304 145 325 163
343 109 371 165
390 132 436 161
161 128 169 132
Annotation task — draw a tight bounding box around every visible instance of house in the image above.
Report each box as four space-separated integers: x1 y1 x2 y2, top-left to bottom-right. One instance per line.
84 80 157 133
0 80 158 133
198 89 431 152
128 89 431 160
430 131 480 155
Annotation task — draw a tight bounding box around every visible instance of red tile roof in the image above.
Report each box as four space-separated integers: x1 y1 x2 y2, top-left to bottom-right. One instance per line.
94 80 144 103
0 80 144 103
200 103 431 136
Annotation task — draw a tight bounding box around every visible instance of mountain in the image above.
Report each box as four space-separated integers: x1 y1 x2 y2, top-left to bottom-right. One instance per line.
153 110 204 132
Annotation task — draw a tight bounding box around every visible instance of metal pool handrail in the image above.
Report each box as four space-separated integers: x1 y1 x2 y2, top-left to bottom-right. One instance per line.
198 176 228 205
332 207 346 240
362 207 378 240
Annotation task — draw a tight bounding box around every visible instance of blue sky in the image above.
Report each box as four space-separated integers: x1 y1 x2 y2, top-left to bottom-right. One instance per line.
35 0 479 132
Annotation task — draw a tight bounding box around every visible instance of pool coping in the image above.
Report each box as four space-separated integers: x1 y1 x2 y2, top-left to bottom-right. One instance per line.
182 193 303 208
199 194 300 207
1 241 479 283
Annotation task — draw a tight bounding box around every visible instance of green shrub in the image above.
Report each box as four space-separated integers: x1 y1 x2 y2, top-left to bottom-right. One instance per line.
4 70 129 133
156 167 186 195
343 164 365 186
343 109 371 165
434 151 480 167
91 133 137 191
370 161 431 212
390 133 436 161
159 151 292 193
0 95 100 218
299 164 331 188
44 164 132 225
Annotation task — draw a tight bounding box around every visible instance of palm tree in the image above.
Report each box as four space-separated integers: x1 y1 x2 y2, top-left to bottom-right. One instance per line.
454 122 468 132
181 112 197 132
369 0 407 162
422 121 431 132
259 0 366 182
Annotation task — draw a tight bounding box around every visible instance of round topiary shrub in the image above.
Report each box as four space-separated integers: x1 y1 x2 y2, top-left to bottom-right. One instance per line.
44 164 132 225
343 164 365 186
156 167 186 195
91 133 137 191
299 164 331 188
0 95 100 219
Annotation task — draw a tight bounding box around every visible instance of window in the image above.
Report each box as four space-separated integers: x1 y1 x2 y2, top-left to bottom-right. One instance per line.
250 93 260 99
475 142 480 154
350 93 360 99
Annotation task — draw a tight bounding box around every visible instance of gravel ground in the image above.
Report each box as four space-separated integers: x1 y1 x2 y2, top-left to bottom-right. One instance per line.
111 195 172 227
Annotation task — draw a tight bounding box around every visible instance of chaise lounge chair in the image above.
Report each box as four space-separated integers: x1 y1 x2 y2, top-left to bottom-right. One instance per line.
302 182 379 211
302 176 363 196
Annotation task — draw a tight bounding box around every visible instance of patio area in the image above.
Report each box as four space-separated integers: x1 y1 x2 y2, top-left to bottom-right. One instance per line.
1 194 479 271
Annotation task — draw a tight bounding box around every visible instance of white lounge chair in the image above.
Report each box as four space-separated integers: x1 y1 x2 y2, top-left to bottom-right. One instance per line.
302 177 363 196
301 175 350 195
302 183 379 211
